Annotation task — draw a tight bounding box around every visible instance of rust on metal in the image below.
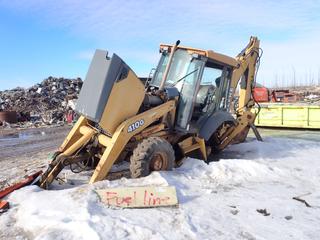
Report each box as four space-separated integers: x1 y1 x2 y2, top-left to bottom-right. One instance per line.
0 200 9 211
0 111 17 123
0 171 42 199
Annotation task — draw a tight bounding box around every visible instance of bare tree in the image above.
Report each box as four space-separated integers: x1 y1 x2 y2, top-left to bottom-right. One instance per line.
318 67 320 86
309 69 314 86
305 70 309 87
292 66 296 89
274 73 278 88
281 71 285 88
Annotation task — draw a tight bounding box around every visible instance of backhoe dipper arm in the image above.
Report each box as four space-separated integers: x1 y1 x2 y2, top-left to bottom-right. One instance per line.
230 36 260 114
218 37 261 150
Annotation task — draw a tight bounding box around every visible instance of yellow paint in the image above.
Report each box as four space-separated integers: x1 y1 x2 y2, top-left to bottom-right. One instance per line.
255 104 320 129
90 100 176 183
218 111 256 150
39 125 97 188
58 116 88 152
43 37 262 189
159 44 238 67
99 69 145 135
63 126 96 156
178 136 207 160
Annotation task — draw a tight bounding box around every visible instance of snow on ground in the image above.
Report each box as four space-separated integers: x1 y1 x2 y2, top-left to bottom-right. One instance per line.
1 135 320 240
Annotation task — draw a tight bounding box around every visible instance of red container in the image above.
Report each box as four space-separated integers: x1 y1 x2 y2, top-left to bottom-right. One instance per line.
253 87 269 102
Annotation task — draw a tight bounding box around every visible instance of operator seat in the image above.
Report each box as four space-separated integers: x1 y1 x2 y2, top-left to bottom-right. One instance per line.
195 85 215 108
192 85 215 120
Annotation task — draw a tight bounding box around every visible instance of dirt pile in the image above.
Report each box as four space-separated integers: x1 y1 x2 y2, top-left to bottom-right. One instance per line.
0 77 82 126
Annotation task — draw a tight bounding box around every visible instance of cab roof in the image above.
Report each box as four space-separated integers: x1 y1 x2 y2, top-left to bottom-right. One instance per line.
159 44 239 68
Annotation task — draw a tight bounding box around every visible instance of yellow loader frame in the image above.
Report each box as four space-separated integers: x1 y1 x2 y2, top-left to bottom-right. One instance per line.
39 37 261 189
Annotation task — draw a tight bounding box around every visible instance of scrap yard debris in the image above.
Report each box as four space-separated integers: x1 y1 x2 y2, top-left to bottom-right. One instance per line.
256 208 271 216
0 76 83 127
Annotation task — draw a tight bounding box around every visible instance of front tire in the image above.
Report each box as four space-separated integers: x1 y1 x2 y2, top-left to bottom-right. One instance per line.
130 137 175 178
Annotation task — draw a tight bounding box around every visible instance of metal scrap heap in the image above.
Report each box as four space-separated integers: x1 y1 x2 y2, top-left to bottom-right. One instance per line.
0 76 83 126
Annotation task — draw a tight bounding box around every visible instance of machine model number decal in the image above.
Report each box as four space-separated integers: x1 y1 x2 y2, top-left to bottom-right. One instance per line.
128 119 145 133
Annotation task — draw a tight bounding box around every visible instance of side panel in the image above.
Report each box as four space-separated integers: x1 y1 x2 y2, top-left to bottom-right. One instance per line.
75 50 114 122
198 111 236 141
75 50 145 134
99 68 145 134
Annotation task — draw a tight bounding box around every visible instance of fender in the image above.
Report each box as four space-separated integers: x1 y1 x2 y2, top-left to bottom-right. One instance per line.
198 111 236 141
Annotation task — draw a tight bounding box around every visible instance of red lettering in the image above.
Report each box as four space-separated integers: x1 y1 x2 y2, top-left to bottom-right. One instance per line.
122 197 132 206
104 189 172 207
148 196 151 205
153 197 161 205
144 190 147 206
116 196 122 205
105 192 118 205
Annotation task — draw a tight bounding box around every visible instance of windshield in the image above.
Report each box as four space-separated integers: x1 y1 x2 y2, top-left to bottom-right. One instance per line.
151 52 169 86
151 48 206 129
151 49 198 87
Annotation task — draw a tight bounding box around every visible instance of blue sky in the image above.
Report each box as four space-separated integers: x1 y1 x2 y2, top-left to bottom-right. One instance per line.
0 0 319 90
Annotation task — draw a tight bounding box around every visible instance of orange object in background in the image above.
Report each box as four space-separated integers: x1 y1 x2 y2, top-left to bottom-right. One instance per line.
270 90 300 103
283 93 299 103
271 90 289 102
253 86 301 103
0 200 9 212
253 87 269 102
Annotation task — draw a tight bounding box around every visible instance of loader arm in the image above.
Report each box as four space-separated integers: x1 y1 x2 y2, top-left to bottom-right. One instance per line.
38 100 176 188
90 100 176 183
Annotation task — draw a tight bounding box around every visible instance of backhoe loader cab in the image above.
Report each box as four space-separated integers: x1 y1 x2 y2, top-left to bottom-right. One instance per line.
149 45 234 133
38 37 261 189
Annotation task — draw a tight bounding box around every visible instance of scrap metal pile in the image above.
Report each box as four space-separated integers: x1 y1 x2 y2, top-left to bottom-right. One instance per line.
0 77 83 127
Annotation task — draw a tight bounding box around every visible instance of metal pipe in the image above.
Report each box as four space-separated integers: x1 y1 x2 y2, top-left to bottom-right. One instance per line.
98 134 110 147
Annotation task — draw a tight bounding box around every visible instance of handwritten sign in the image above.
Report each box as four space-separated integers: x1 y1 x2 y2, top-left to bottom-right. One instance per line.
95 186 178 208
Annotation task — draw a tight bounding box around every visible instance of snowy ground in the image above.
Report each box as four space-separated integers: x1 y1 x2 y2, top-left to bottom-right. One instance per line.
1 129 320 239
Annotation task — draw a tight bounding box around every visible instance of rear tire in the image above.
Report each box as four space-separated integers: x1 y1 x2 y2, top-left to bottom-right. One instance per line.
130 137 175 178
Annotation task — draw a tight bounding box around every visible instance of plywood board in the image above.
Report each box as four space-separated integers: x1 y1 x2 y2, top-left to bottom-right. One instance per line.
95 186 178 208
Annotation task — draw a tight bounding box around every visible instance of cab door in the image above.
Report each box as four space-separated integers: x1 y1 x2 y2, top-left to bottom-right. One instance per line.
175 58 204 129
193 62 232 120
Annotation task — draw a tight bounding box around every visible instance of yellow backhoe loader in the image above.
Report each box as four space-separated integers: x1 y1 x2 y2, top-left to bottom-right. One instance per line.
3 37 263 194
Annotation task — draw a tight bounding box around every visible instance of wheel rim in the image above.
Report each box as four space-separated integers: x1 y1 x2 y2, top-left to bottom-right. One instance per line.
150 153 167 171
